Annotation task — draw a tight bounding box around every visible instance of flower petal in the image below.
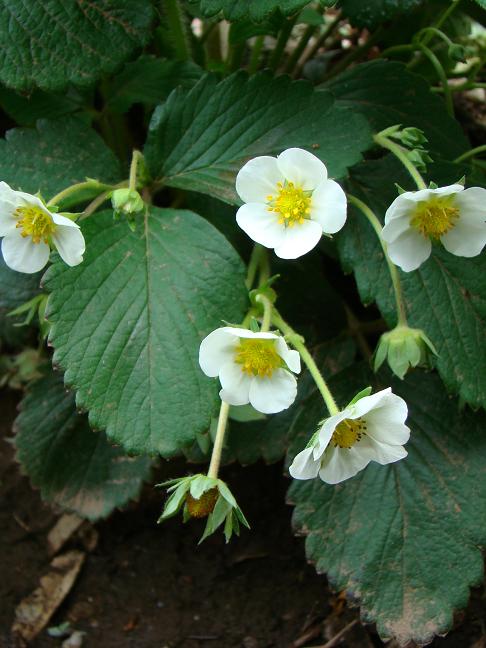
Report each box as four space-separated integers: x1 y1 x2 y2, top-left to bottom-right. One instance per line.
226 328 278 341
310 179 347 234
440 219 486 258
236 203 285 248
275 336 301 373
386 228 432 272
2 233 50 273
249 368 297 414
384 193 416 225
52 212 81 228
349 387 392 419
381 213 412 243
274 219 322 259
199 328 239 377
277 148 327 190
358 435 408 465
0 202 19 236
454 187 486 221
289 447 320 480
51 224 85 266
219 361 252 406
235 156 284 204
319 446 370 484
313 411 348 457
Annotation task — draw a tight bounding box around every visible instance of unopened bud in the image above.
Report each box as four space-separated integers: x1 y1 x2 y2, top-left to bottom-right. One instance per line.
111 188 144 215
374 326 437 379
186 488 218 518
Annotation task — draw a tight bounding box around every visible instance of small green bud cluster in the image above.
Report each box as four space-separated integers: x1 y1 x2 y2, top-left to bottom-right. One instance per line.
374 325 438 380
111 188 145 230
157 473 249 543
387 125 432 173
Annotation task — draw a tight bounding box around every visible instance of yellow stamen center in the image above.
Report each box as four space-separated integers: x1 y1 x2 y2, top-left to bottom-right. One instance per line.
235 339 283 378
266 181 312 227
332 418 367 449
15 205 55 244
410 195 459 239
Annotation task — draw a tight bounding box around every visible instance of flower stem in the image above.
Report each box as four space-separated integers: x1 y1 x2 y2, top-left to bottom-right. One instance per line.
80 181 128 220
294 12 341 77
347 194 408 327
207 400 230 479
164 0 191 61
246 244 265 289
284 24 317 74
46 180 112 208
454 144 486 164
270 307 340 416
417 44 453 116
248 35 265 74
373 133 427 190
129 150 142 192
255 294 272 332
269 15 297 71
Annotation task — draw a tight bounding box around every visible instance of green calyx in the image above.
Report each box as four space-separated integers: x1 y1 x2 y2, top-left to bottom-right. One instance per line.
374 325 438 380
112 188 145 215
157 473 250 544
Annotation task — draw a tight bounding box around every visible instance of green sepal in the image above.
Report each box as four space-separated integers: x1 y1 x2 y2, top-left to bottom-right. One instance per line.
374 326 438 380
346 386 373 407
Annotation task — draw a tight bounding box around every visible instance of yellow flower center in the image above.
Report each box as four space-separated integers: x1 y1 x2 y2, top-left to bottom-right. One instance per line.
332 418 367 449
267 181 312 227
235 338 283 378
15 205 55 244
410 195 459 239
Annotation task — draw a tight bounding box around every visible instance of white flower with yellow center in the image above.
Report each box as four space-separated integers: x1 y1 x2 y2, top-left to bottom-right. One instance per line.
289 388 410 484
199 327 301 414
0 181 85 274
235 148 347 259
382 184 486 272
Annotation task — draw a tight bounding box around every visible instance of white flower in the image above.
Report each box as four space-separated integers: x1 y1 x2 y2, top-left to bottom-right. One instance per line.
235 148 347 259
382 184 486 272
199 327 301 414
289 387 410 484
0 181 85 274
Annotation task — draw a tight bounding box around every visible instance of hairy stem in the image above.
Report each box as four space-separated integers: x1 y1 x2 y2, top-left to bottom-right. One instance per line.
164 0 191 60
418 44 453 116
347 194 408 327
269 15 297 71
207 401 231 479
454 144 486 164
373 133 427 190
248 35 265 73
46 180 112 208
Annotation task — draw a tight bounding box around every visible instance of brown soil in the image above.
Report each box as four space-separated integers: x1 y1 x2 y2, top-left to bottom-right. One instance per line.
1 390 485 648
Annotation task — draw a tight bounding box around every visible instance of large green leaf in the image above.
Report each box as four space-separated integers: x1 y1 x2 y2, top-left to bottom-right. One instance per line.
15 370 152 520
288 369 486 645
337 0 423 28
337 156 486 410
187 0 334 21
0 85 85 126
44 208 248 457
326 60 469 159
144 71 371 204
0 1 154 91
105 56 203 114
0 117 122 202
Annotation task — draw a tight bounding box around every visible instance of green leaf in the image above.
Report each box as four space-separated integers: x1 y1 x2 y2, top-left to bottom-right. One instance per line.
337 0 423 28
0 85 85 126
0 1 154 91
105 56 203 114
325 60 469 159
187 0 334 21
44 208 248 457
144 71 371 204
338 156 486 409
14 370 152 520
0 117 122 203
0 254 41 346
288 369 486 645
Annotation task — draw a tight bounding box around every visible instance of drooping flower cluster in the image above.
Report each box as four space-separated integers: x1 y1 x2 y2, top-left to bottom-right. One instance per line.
235 148 347 259
382 184 486 272
199 326 300 414
0 182 85 274
290 388 410 484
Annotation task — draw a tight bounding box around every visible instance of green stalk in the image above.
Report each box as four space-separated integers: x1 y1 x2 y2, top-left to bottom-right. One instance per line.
454 144 486 164
325 26 384 81
246 244 265 289
255 294 272 332
284 24 317 74
348 194 408 327
294 13 341 77
373 133 427 190
207 401 231 479
226 41 246 73
129 150 142 192
248 35 265 74
417 44 453 116
268 304 339 416
269 16 297 72
164 0 191 60
46 180 112 208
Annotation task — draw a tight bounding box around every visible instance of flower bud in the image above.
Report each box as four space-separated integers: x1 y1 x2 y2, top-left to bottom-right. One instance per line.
186 488 218 518
374 326 437 380
448 43 466 63
111 188 144 215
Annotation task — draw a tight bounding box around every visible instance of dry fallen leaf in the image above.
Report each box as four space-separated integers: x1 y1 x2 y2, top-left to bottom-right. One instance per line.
12 550 86 643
